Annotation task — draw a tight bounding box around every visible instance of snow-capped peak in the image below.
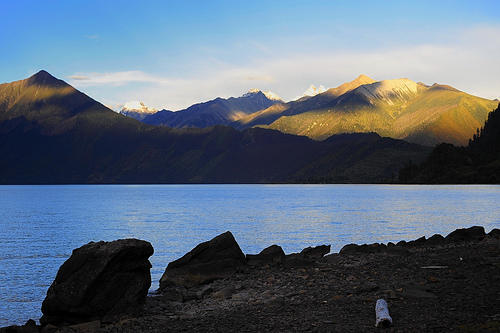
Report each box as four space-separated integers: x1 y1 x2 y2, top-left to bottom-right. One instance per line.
244 89 282 101
293 84 327 100
262 90 282 101
302 84 327 97
119 101 157 114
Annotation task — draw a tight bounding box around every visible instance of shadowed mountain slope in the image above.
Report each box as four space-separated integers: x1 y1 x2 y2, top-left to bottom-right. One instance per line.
0 70 114 128
0 71 430 184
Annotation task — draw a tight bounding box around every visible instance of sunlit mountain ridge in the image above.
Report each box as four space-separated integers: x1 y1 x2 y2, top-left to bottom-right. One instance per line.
254 77 496 146
115 73 496 147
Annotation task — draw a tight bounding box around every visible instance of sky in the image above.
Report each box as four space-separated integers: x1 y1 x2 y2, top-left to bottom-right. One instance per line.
1 0 500 110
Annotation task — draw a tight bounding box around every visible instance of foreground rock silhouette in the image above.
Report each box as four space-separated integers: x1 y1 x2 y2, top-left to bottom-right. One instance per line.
40 239 154 325
116 226 499 332
159 231 245 289
2 226 500 332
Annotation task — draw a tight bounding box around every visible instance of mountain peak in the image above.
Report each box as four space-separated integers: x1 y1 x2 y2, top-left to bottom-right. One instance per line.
429 83 460 92
27 70 66 87
354 74 374 82
323 75 376 98
30 70 56 81
244 89 282 101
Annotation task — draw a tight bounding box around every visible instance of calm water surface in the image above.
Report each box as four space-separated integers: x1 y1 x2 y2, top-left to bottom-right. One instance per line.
0 184 499 326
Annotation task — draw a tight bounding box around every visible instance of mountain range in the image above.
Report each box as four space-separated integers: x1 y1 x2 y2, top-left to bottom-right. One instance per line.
0 71 430 184
127 74 496 147
142 89 282 128
258 77 496 146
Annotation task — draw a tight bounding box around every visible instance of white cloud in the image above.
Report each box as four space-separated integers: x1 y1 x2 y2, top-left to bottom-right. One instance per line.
69 25 500 110
68 71 172 86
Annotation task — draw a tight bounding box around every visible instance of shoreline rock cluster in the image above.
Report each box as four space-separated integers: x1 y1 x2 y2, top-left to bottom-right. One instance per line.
2 226 500 332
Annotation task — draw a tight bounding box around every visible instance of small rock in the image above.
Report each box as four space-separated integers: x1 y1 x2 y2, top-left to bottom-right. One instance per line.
339 243 359 255
340 243 386 255
427 234 445 246
396 240 407 247
300 245 331 259
246 245 285 266
488 228 500 239
407 236 426 246
446 226 485 242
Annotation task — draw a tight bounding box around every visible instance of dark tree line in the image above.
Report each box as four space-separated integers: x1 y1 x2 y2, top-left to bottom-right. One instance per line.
399 103 500 184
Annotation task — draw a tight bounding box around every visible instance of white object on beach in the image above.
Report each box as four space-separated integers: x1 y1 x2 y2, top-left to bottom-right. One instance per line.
375 299 393 327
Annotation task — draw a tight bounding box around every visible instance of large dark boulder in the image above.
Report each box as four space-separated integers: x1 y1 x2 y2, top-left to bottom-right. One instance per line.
160 231 245 289
246 245 285 266
40 239 154 325
445 226 485 243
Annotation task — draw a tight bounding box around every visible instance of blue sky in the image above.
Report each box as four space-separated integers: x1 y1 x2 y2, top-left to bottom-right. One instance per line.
1 0 499 109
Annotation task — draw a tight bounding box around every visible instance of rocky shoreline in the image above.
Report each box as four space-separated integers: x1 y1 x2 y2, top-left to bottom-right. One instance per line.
2 226 500 332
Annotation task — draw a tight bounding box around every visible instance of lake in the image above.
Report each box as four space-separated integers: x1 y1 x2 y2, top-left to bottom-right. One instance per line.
0 184 499 326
